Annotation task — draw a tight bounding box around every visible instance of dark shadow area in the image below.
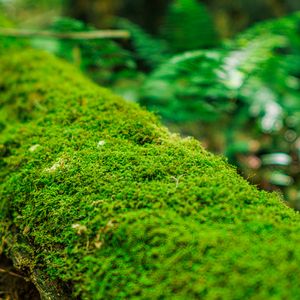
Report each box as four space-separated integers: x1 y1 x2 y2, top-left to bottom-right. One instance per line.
0 255 40 300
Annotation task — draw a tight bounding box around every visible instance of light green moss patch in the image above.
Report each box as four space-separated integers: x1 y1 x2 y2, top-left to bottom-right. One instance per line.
0 49 300 299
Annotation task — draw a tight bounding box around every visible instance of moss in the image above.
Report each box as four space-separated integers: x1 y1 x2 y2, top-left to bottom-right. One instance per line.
0 49 300 299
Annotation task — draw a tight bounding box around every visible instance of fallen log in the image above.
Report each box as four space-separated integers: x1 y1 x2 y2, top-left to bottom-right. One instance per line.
0 49 300 299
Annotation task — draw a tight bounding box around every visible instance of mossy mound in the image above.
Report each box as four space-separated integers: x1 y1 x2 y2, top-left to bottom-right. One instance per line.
0 49 300 299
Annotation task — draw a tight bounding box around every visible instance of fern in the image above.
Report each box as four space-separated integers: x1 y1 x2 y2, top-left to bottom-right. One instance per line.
141 12 300 130
140 50 233 122
232 14 300 131
161 0 218 52
118 18 169 68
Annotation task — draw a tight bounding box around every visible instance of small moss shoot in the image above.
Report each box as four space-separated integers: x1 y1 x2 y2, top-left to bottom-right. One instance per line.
0 49 300 299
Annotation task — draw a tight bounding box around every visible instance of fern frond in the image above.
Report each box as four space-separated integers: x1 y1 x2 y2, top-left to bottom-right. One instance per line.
118 18 169 68
162 0 218 52
140 49 233 122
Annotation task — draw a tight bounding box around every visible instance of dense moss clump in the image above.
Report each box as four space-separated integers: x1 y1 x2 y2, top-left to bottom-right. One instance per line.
0 49 300 299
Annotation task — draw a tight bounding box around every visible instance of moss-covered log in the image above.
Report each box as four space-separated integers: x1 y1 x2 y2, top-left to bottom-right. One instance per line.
1 49 300 299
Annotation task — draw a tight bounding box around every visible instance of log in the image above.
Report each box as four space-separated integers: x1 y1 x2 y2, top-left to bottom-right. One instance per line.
0 49 300 299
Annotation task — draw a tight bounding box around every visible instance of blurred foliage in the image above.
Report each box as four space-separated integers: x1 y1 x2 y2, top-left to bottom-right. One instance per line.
203 0 300 38
161 0 218 52
48 18 135 85
0 0 299 209
0 10 27 53
117 19 169 68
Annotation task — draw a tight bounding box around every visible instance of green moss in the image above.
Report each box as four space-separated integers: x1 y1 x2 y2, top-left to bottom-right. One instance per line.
0 49 300 299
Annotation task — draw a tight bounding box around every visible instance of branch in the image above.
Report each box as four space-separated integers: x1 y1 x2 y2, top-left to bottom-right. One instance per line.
0 28 130 40
0 267 26 280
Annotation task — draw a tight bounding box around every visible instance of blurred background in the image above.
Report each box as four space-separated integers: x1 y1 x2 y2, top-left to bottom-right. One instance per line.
0 0 299 209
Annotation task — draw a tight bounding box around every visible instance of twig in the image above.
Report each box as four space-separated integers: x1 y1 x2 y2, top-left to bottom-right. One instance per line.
0 28 130 40
0 267 25 279
171 175 184 188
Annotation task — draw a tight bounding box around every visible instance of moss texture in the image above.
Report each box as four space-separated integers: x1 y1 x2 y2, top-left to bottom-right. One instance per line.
0 49 300 299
